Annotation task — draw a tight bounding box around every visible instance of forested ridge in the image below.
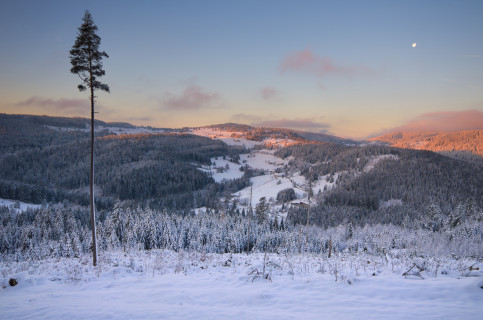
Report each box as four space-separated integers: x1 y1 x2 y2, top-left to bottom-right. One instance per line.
204 123 357 145
0 115 249 210
276 143 483 228
371 130 483 157
2 114 482 218
0 114 482 261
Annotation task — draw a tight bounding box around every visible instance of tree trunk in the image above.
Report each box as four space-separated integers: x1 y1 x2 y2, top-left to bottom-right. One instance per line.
306 168 311 231
247 185 252 253
298 225 302 253
89 51 97 267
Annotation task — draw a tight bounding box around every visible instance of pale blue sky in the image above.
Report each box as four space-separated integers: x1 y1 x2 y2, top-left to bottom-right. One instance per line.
1 0 482 137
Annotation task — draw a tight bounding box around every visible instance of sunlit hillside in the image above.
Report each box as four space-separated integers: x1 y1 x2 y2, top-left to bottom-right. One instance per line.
371 130 483 158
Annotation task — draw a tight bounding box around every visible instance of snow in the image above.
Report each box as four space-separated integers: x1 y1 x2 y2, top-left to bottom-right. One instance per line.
104 126 164 135
364 154 399 172
230 150 341 210
0 198 42 212
1 251 482 320
380 199 404 207
261 137 297 148
234 174 297 204
231 151 301 205
196 149 402 217
189 128 298 149
209 151 398 209
239 150 289 171
196 150 303 211
202 150 291 187
203 157 244 183
45 125 163 135
199 149 342 212
311 173 338 194
187 131 349 211
189 128 261 148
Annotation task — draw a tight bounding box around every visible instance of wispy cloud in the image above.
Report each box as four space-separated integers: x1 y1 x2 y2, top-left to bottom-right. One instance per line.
260 87 278 100
372 109 483 137
257 118 331 133
15 96 90 114
279 48 371 78
230 113 331 133
162 85 221 110
231 113 262 123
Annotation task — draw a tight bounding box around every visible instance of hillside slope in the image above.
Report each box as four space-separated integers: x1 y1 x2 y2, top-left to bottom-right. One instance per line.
192 123 358 147
370 130 483 157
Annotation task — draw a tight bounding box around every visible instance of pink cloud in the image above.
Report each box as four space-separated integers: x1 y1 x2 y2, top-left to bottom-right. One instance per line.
376 110 483 136
260 87 278 100
163 85 221 110
15 96 90 113
279 49 371 78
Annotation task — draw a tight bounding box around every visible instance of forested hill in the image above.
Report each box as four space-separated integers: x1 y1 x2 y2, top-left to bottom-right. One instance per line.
276 143 483 227
1 116 482 264
0 113 168 153
1 114 482 226
370 130 483 159
0 113 135 132
202 123 358 145
0 114 250 210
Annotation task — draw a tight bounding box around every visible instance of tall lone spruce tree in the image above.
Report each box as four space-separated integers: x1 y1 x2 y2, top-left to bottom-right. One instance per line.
70 10 109 266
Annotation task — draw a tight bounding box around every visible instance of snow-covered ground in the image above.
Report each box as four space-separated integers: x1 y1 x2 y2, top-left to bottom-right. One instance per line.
104 126 164 135
189 127 262 148
197 149 340 212
234 174 299 204
239 150 289 171
364 154 399 172
189 128 299 149
0 198 42 212
380 199 404 207
1 251 482 320
199 150 301 209
45 125 163 135
201 157 244 183
196 150 406 217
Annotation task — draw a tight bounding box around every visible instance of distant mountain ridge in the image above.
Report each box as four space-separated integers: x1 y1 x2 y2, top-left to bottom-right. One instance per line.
199 123 359 146
1 113 482 229
1 115 357 149
292 130 358 145
0 113 135 129
370 130 483 157
3 115 481 155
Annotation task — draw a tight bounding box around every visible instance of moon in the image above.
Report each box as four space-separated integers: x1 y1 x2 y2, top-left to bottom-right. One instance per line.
412 43 417 48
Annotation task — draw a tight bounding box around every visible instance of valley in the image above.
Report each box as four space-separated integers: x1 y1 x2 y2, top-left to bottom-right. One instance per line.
1 113 482 319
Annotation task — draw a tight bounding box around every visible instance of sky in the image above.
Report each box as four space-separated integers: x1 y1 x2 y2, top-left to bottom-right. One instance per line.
1 0 482 138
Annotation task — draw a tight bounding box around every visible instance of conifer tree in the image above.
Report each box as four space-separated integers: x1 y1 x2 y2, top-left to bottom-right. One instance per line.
255 197 269 224
69 10 109 266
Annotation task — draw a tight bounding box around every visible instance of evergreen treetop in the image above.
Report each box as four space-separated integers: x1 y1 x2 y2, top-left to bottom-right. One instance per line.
69 10 109 94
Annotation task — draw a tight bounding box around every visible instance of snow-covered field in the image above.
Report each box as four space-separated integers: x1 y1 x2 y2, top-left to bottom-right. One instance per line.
200 149 338 212
189 127 262 148
1 251 482 320
202 156 245 183
189 127 299 149
239 150 288 171
0 198 42 212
